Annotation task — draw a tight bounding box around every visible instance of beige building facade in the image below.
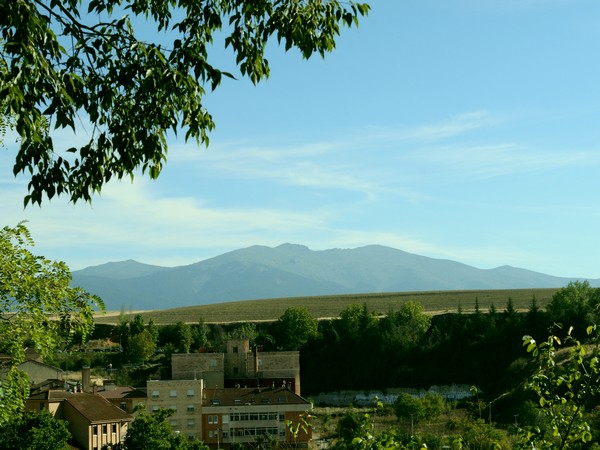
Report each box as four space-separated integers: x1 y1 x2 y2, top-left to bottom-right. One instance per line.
149 340 311 448
172 339 301 395
26 390 132 450
146 378 204 441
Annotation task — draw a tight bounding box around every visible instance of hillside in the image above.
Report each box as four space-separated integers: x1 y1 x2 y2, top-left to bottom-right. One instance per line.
73 243 596 311
93 288 558 325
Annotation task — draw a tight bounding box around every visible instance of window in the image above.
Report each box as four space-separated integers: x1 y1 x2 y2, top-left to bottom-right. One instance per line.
208 415 218 425
170 419 178 427
234 399 241 404
279 414 285 421
152 406 159 412
209 359 217 368
233 366 238 375
208 430 214 438
102 424 107 435
112 424 117 434
39 403 44 410
151 390 160 398
187 419 195 427
93 426 98 436
169 390 177 398
187 389 194 397
120 402 127 411
170 405 178 412
232 346 238 353
257 358 262 367
187 405 195 412
211 399 220 405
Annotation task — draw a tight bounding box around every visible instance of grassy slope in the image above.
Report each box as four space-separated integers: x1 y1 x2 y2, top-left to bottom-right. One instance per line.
94 288 556 325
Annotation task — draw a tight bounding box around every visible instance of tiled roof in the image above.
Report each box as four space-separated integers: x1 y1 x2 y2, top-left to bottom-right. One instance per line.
65 393 133 423
28 389 74 401
97 386 147 399
202 386 310 407
19 359 64 372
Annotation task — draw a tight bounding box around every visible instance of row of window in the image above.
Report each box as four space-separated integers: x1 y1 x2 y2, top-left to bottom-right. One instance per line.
151 405 196 413
229 412 284 422
230 427 282 437
92 424 117 435
169 419 196 427
208 427 283 439
151 389 196 398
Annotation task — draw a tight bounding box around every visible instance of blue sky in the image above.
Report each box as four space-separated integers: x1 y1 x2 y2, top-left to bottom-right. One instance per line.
3 0 600 279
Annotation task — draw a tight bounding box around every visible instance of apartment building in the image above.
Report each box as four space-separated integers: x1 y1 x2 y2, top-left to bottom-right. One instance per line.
201 386 312 449
172 339 301 395
146 379 204 441
148 339 312 448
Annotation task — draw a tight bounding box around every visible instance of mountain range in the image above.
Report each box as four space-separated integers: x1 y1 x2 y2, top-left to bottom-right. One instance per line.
71 244 599 311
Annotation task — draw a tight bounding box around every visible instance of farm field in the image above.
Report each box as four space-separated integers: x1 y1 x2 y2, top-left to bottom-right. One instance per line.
94 288 557 325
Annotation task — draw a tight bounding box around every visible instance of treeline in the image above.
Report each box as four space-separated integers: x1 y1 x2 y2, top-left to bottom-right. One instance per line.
84 282 600 407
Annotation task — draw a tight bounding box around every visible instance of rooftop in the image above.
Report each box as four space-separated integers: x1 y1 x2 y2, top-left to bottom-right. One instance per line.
202 386 310 407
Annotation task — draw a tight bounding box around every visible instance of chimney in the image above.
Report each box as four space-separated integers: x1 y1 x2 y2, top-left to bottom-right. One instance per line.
253 345 259 375
82 366 91 393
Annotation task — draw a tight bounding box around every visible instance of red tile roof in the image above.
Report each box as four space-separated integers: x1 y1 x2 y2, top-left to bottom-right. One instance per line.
202 386 310 407
65 393 133 423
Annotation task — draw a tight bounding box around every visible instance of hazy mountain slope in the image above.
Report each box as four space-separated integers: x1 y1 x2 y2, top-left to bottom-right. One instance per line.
72 244 596 311
73 259 169 279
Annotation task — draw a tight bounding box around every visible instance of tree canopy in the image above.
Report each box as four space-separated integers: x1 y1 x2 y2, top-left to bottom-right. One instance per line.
1 0 369 206
0 410 71 450
275 306 318 350
546 280 600 339
107 406 209 450
0 223 102 422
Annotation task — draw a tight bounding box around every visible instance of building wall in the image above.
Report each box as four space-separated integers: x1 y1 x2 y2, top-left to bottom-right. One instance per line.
171 353 224 388
146 379 204 441
172 342 301 395
245 352 301 394
201 404 312 449
25 399 62 416
18 360 64 385
62 401 92 450
106 396 146 415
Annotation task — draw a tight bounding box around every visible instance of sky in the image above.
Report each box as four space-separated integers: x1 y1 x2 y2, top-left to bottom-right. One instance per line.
2 0 600 279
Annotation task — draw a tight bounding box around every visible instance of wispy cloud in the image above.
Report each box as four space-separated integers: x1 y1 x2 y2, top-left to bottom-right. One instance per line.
413 143 600 179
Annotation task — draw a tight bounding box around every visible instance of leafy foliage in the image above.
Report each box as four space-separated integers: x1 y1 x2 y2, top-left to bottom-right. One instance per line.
127 329 156 363
0 223 102 422
520 326 600 449
393 392 446 424
1 0 369 205
545 281 600 340
275 306 318 350
0 409 71 450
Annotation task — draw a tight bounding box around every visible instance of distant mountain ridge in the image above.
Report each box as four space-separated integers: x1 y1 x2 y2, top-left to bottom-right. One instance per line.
71 244 599 311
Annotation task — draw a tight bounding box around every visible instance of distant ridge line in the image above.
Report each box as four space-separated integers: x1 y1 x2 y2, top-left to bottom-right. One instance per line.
73 244 597 311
